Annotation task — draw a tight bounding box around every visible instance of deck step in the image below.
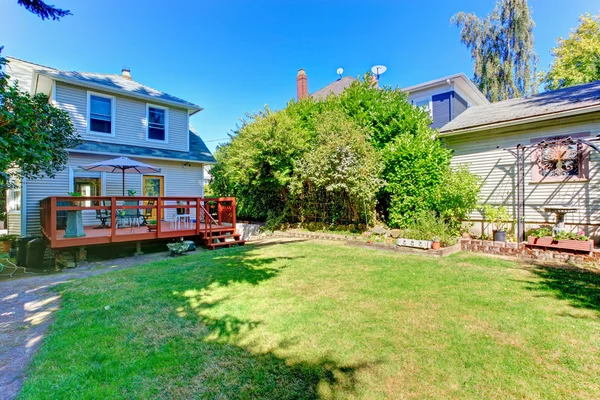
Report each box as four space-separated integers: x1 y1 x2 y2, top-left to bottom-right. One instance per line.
206 239 246 250
203 234 241 242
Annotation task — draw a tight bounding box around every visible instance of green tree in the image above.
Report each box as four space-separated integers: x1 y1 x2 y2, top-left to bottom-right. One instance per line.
289 110 383 225
452 0 538 102
0 56 81 190
544 12 600 90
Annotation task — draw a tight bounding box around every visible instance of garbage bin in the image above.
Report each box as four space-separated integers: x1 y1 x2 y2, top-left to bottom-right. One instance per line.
26 238 46 270
16 235 35 266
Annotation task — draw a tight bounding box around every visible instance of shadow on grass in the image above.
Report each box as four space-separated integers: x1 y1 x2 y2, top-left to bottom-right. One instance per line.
164 245 372 398
529 264 600 315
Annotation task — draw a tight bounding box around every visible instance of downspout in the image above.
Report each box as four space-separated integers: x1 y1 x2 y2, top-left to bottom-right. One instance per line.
446 79 454 120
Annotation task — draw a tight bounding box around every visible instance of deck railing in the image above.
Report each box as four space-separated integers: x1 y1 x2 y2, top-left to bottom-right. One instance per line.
39 196 237 249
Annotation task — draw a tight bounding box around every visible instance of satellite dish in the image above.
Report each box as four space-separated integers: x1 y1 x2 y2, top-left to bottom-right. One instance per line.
371 65 387 78
336 68 344 80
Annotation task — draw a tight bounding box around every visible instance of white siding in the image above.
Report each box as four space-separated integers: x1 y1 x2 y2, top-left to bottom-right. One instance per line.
7 213 21 235
444 113 600 239
55 82 189 152
24 153 205 236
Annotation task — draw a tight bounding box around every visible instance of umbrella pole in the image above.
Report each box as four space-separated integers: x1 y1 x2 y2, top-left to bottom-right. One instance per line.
122 169 125 196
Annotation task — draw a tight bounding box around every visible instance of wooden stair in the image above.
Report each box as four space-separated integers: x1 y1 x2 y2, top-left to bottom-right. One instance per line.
202 228 245 250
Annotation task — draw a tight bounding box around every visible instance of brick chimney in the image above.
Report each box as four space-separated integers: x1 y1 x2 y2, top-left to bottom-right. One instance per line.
121 67 132 81
370 74 378 88
296 68 308 100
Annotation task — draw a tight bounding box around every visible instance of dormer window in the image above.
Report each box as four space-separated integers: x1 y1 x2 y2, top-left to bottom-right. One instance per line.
87 92 115 135
147 104 168 142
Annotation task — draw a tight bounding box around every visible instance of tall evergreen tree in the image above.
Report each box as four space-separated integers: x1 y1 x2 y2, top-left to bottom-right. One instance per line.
451 0 538 102
544 12 600 91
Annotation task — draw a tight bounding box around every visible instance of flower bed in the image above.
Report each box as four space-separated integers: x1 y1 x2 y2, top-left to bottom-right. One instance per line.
527 236 594 252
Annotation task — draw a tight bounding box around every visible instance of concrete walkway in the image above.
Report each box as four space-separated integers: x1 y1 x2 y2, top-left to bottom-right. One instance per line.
0 252 168 400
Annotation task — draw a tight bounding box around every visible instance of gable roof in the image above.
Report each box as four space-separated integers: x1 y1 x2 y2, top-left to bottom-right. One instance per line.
401 73 489 105
440 80 600 135
6 56 202 113
311 76 356 100
73 131 216 164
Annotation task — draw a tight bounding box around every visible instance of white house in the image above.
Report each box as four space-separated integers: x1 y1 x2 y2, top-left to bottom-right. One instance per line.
5 56 216 237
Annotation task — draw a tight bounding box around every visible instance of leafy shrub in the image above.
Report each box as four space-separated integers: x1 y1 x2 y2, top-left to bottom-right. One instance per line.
482 204 510 232
527 227 553 238
554 230 589 241
402 210 458 246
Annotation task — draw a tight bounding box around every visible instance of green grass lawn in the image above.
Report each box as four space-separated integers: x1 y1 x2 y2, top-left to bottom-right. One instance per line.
20 242 600 399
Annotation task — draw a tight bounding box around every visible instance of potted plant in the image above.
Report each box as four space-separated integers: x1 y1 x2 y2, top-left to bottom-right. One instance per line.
0 234 17 253
128 189 137 196
431 236 441 250
483 205 510 242
68 191 83 206
147 219 157 232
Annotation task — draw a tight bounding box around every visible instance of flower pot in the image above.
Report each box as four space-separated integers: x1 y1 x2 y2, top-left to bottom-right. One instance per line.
1 241 11 253
147 224 157 232
493 230 506 242
431 241 441 250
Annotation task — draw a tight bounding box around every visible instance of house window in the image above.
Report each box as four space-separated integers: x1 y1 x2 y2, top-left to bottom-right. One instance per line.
72 172 102 207
7 178 21 212
147 105 168 142
88 93 115 134
413 98 433 117
532 134 590 182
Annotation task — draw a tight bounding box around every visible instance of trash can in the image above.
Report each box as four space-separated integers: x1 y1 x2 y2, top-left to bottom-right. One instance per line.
16 235 35 266
26 238 46 270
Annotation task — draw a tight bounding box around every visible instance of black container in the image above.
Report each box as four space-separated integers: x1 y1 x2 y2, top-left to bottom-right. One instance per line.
16 235 35 266
493 230 507 242
26 238 46 269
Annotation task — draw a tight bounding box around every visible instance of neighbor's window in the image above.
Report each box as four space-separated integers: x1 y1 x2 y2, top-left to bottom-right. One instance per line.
532 134 589 182
88 93 114 134
147 105 167 141
413 98 432 117
73 173 102 207
7 178 21 212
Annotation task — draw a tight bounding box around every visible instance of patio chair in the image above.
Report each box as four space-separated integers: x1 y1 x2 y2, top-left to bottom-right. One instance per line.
94 201 111 229
140 200 155 226
122 200 142 228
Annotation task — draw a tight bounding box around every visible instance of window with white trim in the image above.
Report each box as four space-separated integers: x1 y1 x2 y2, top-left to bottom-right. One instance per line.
88 93 114 134
413 97 433 117
7 178 21 212
147 105 168 141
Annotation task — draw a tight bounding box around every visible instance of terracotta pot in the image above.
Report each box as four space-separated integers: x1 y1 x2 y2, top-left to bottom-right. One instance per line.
1 241 11 253
431 241 441 250
147 224 157 232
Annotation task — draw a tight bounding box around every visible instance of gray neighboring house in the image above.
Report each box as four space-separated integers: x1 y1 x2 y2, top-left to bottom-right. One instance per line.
440 80 600 240
297 69 489 128
5 56 216 236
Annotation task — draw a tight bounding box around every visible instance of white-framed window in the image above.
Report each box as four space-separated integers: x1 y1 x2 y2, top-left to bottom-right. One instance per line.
146 104 168 142
412 97 433 117
7 177 21 212
87 91 116 136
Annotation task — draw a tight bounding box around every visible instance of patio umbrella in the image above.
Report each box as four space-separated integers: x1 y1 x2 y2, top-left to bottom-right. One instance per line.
79 157 161 195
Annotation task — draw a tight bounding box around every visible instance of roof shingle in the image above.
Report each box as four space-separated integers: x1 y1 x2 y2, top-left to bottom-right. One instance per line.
440 81 600 134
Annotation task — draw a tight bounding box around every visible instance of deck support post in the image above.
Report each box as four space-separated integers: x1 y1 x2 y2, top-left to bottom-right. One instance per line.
75 246 87 262
135 241 143 256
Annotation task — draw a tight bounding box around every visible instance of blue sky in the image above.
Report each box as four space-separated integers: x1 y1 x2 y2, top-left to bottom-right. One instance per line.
1 0 598 152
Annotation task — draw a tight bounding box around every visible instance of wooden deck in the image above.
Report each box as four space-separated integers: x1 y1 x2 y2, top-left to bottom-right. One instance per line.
40 196 245 250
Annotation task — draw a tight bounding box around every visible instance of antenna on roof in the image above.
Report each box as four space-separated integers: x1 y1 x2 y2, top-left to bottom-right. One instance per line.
371 65 387 80
336 68 344 80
